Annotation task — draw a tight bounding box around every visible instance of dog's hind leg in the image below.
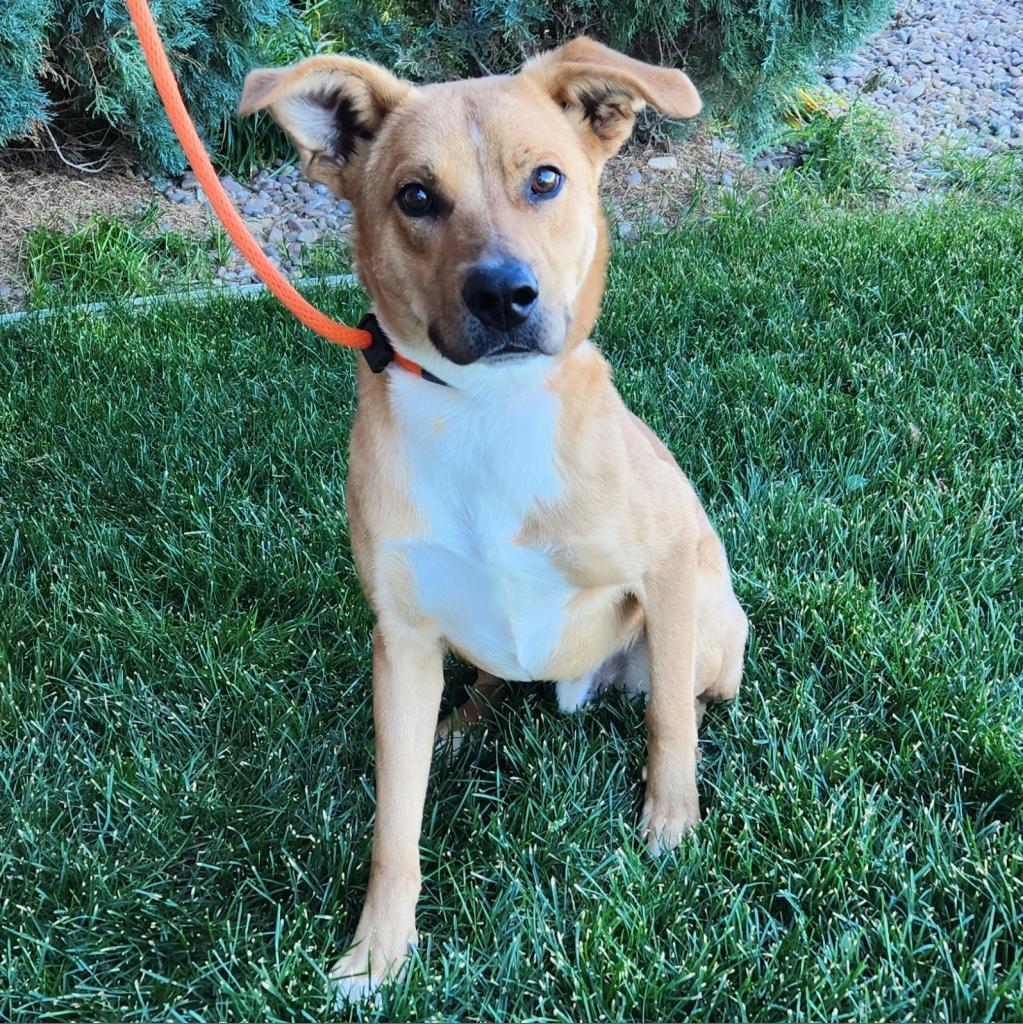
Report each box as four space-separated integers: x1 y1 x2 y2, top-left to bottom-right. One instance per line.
555 643 635 713
693 536 748 708
435 671 505 750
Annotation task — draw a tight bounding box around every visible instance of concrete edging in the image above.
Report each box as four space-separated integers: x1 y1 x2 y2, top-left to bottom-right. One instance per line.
0 273 360 326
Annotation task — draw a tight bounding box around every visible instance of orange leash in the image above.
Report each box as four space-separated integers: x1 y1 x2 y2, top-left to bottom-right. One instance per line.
123 0 425 377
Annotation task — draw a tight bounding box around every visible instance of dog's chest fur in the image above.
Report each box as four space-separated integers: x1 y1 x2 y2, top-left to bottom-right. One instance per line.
387 362 574 679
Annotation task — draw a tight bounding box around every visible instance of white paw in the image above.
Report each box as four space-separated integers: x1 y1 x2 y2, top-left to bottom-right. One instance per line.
328 930 416 1006
555 675 595 713
435 712 466 753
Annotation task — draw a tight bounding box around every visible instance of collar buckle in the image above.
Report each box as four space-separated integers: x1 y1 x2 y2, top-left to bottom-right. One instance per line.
357 312 449 386
357 313 395 374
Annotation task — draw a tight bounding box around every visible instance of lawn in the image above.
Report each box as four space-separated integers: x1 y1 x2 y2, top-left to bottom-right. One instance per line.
2 191 1022 1022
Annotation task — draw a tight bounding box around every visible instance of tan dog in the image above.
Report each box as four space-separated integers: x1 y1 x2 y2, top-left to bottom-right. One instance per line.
239 37 748 999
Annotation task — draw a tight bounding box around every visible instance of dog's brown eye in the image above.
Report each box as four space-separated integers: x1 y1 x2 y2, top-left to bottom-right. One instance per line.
397 183 434 217
530 166 563 197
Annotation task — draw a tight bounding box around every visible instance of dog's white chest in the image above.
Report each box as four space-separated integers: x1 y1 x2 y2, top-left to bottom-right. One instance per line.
387 364 573 679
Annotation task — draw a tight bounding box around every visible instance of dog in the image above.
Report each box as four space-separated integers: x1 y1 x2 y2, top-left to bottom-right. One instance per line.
239 36 748 999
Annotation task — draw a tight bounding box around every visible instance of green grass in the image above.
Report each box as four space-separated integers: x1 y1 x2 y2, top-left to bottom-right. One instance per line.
9 203 355 315
929 145 1023 203
2 192 1022 1022
780 96 898 199
17 204 227 310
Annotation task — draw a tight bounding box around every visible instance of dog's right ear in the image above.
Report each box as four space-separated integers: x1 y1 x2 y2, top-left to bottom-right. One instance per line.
238 56 412 196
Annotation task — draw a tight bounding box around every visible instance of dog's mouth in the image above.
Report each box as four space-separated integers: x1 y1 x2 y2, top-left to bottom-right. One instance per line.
485 340 540 361
428 314 564 367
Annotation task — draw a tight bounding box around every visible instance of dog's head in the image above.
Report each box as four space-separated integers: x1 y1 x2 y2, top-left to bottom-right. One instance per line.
239 38 700 373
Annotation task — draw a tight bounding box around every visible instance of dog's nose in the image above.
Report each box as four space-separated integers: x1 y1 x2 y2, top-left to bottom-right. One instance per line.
462 259 539 330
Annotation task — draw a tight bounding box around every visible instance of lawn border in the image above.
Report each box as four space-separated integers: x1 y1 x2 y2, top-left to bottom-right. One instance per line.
0 272 360 326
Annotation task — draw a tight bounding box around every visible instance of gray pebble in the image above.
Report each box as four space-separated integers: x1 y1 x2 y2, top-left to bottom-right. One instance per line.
218 174 248 199
647 155 678 170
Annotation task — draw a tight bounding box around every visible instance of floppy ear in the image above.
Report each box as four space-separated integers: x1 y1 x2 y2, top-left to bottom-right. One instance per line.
238 56 412 195
524 36 701 158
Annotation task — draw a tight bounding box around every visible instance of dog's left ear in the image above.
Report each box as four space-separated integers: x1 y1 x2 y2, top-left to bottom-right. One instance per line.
524 36 701 159
238 55 412 196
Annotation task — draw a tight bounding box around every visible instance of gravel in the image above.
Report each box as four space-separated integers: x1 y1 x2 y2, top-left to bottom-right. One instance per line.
157 164 353 283
822 0 1023 172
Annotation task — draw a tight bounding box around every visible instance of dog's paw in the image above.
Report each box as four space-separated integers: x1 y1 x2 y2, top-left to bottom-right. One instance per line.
435 711 466 753
639 781 701 855
555 676 595 713
328 927 416 1006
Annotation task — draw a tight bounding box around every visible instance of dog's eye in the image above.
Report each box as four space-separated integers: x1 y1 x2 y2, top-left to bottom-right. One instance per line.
397 183 435 217
530 166 563 198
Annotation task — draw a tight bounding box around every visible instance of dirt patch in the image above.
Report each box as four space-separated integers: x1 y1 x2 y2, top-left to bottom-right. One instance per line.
605 124 763 229
0 166 214 290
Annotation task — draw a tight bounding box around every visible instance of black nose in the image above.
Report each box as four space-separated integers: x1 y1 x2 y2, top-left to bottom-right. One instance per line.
462 259 539 330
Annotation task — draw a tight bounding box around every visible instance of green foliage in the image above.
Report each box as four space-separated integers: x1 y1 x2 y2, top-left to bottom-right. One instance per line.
0 0 52 140
1 0 895 170
312 0 896 149
0 0 295 174
2 193 1023 1019
783 97 898 197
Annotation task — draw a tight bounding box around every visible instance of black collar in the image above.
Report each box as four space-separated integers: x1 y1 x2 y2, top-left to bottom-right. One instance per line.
357 313 449 386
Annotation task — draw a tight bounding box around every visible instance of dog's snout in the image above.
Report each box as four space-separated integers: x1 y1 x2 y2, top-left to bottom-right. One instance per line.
462 259 539 331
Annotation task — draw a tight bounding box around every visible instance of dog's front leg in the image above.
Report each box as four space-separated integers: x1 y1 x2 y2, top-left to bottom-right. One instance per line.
640 538 702 855
330 625 443 1001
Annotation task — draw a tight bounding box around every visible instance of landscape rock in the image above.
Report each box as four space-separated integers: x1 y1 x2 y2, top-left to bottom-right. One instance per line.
647 155 679 171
